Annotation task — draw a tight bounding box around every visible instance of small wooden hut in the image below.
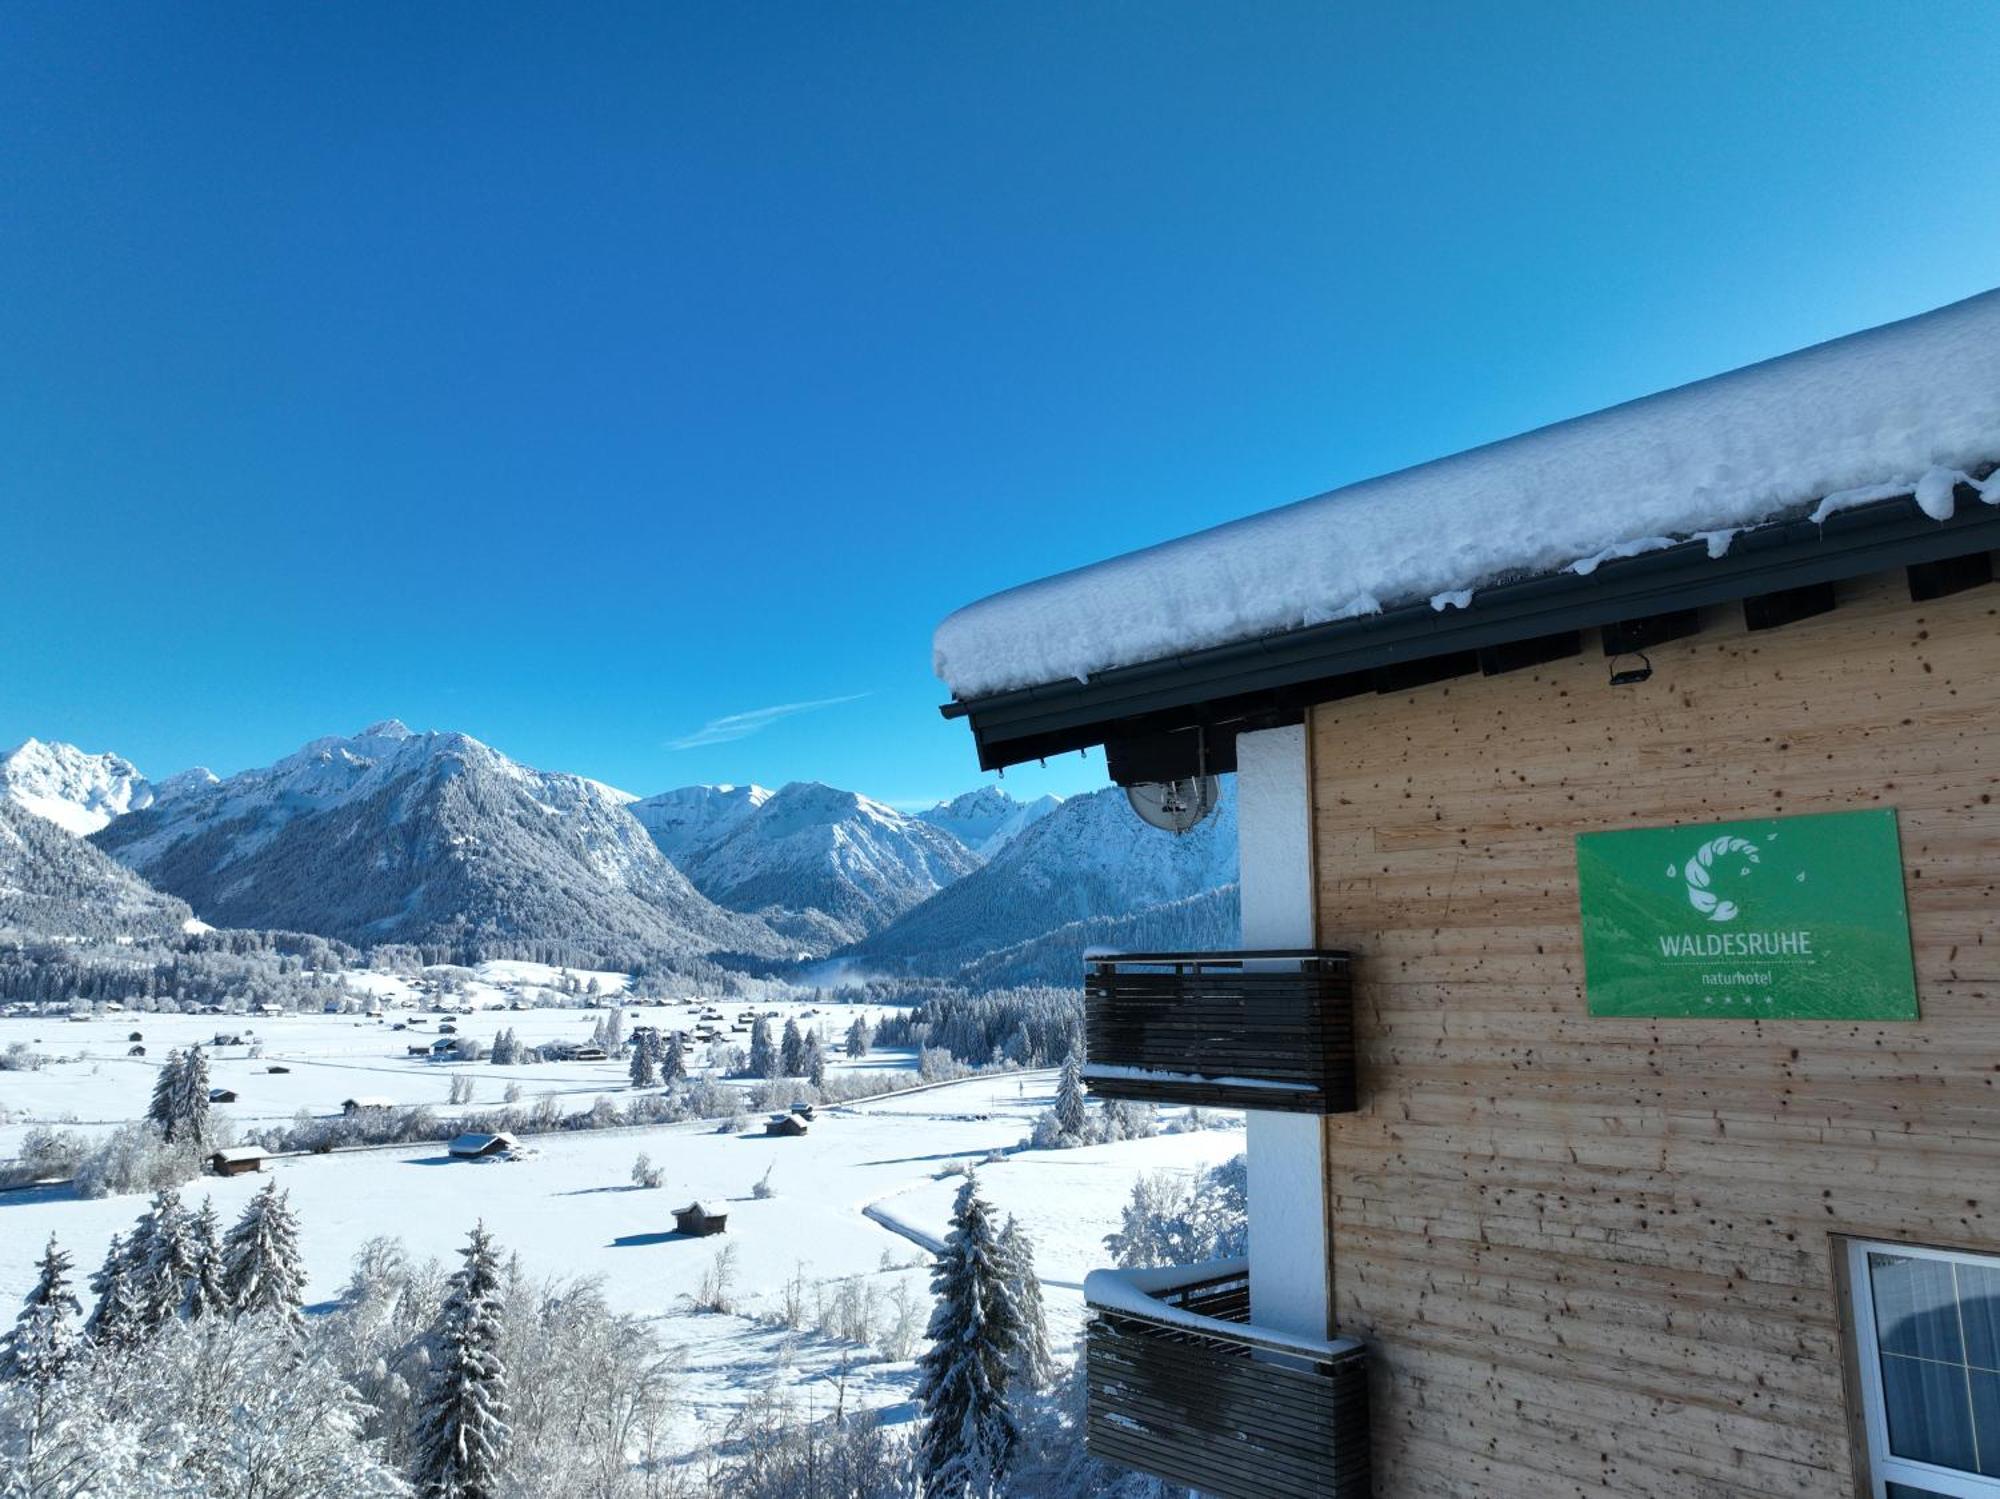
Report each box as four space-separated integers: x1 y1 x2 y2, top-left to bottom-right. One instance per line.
673 1201 728 1236
764 1112 809 1137
447 1131 519 1160
210 1147 266 1177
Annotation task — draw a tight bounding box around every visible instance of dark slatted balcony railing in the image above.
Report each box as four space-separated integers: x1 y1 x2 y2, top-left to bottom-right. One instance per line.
1083 949 1356 1114
1084 1259 1371 1499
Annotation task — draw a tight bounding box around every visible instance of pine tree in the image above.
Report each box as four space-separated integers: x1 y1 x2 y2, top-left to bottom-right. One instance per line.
187 1196 228 1320
780 1018 804 1077
915 1177 1023 1497
805 1031 827 1090
998 1216 1054 1393
747 1018 775 1079
222 1179 307 1332
1054 1052 1089 1140
628 1034 658 1089
845 1014 871 1059
175 1045 213 1145
85 1231 142 1353
412 1222 512 1499
661 1029 687 1086
132 1188 200 1329
602 1006 624 1054
2 1235 82 1383
148 1049 186 1140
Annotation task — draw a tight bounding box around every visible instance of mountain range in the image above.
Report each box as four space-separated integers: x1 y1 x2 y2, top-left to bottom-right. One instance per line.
0 723 1237 985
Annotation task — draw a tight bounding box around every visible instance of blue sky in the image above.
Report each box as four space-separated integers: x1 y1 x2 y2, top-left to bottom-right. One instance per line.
3 4 1997 808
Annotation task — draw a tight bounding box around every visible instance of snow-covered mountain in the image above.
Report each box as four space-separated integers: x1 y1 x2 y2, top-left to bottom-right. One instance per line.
628 783 773 866
915 786 1063 860
0 738 156 836
671 781 981 950
957 883 1240 989
844 778 1237 975
91 721 785 969
0 796 194 941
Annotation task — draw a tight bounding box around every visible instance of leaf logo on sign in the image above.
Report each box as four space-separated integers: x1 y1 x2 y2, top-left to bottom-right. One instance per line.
1672 835 1761 923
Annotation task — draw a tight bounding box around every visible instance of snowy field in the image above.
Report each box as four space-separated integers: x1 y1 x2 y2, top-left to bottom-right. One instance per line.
0 979 1245 1456
0 961 907 1159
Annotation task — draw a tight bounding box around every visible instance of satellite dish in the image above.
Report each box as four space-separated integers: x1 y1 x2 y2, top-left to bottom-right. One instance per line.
1125 776 1220 836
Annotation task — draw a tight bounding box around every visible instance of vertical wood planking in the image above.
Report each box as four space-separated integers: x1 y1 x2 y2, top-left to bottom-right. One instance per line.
1310 569 2000 1498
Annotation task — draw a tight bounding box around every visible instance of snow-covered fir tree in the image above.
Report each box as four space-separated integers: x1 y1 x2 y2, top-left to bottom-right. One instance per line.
998 1216 1054 1394
1 1236 81 1384
780 1017 804 1077
805 1030 827 1090
661 1028 687 1085
84 1231 129 1347
748 1017 775 1079
412 1221 511 1499
915 1176 1024 1497
175 1045 213 1145
132 1187 202 1330
1054 1052 1088 1140
187 1195 229 1320
846 1013 871 1059
222 1178 307 1332
629 1034 658 1089
147 1048 185 1139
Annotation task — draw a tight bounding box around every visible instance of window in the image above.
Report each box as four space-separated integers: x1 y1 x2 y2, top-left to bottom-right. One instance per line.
1850 1240 2000 1498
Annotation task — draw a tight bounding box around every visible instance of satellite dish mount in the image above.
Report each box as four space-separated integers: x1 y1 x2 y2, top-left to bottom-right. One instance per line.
1122 726 1221 835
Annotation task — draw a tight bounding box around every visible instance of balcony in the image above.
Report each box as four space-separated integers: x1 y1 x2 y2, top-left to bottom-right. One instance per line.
1082 949 1356 1114
1084 1258 1371 1499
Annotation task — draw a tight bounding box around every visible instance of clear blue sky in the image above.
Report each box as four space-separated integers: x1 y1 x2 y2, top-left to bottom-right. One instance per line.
4 4 1997 808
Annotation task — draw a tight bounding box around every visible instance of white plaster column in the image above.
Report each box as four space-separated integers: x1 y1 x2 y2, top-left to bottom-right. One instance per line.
1235 722 1334 1340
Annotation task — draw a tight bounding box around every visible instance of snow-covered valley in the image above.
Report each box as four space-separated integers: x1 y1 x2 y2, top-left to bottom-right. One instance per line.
0 1001 1242 1461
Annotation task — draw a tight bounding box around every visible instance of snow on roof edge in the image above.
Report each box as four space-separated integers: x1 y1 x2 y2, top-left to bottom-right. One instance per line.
935 289 2000 700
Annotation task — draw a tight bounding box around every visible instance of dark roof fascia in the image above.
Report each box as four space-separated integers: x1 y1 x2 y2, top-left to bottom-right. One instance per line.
942 487 2000 771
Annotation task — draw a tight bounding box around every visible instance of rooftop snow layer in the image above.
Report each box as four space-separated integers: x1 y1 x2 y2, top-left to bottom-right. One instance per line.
934 289 2000 700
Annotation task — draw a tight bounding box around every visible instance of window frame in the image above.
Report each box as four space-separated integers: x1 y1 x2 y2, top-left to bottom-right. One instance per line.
1848 1238 2000 1499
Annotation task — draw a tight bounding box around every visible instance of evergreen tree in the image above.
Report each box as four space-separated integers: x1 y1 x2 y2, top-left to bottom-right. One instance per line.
412 1222 512 1499
805 1031 827 1091
780 1018 805 1077
998 1216 1054 1393
845 1014 871 1059
148 1049 186 1140
221 1179 307 1332
2 1235 82 1383
132 1188 200 1330
187 1196 228 1320
85 1231 142 1353
661 1029 687 1085
628 1034 658 1089
1054 1052 1089 1140
915 1177 1023 1497
175 1045 213 1145
747 1018 775 1079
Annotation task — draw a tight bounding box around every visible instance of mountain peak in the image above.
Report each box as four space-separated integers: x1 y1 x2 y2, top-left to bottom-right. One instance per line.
357 719 414 740
916 784 1064 859
0 738 155 837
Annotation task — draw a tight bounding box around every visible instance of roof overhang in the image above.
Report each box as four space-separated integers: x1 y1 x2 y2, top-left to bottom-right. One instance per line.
941 484 2000 779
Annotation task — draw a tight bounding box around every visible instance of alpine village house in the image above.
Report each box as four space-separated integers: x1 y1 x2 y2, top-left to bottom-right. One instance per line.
935 289 2000 1499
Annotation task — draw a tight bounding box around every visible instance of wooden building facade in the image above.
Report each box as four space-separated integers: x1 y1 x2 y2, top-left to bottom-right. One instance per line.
1306 567 1997 1497
939 292 2000 1498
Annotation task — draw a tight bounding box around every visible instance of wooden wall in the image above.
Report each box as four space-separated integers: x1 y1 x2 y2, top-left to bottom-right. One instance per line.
1308 568 2000 1498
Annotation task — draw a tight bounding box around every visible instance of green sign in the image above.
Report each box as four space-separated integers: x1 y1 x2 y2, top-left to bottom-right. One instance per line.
1577 809 1917 1020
